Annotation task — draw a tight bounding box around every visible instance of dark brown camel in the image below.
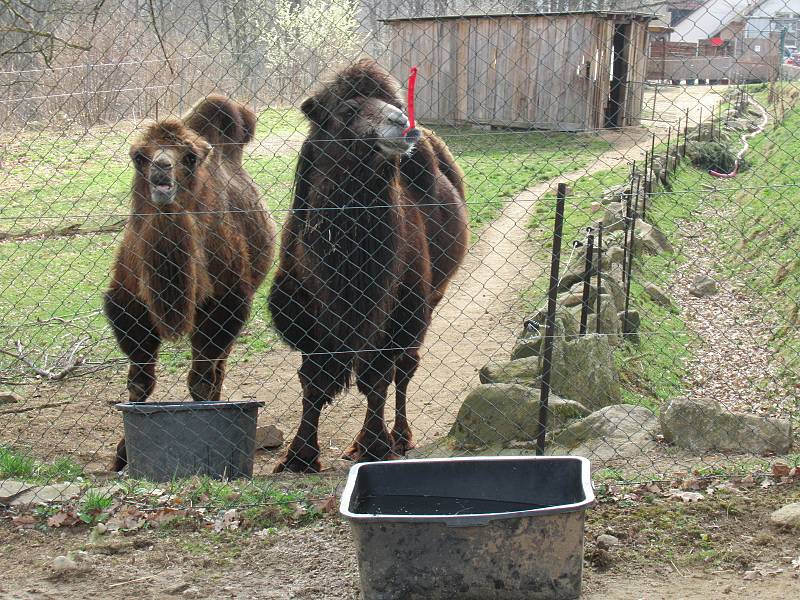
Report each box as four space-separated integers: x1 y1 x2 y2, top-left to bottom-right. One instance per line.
268 60 469 473
104 95 276 471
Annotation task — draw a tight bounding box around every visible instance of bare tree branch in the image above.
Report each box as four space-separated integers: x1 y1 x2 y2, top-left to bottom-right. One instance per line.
0 338 88 381
147 0 174 75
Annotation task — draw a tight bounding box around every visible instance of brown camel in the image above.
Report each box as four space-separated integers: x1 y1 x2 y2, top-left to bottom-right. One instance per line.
268 59 469 473
104 95 276 471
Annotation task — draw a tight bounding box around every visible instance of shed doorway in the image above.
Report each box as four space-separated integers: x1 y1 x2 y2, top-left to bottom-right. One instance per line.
605 23 631 128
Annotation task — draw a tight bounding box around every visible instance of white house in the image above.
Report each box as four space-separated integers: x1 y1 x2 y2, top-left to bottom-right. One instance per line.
671 0 752 42
672 0 800 45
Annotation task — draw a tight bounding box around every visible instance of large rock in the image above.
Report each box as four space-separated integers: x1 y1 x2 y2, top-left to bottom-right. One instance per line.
0 391 22 404
552 405 658 451
603 245 625 269
255 425 284 449
550 334 622 410
689 275 718 297
770 503 800 529
585 295 622 343
644 283 673 308
634 221 673 255
659 397 793 455
480 355 540 387
510 336 542 361
601 202 626 232
9 483 83 508
449 384 589 447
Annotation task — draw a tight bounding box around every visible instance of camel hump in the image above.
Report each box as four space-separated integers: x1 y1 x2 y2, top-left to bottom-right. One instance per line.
420 127 466 199
183 95 256 164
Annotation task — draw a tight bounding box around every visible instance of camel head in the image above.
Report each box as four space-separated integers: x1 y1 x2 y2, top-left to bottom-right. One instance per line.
130 119 212 208
301 59 421 159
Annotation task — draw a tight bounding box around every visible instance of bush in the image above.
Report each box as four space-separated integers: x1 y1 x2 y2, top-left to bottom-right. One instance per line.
687 140 739 172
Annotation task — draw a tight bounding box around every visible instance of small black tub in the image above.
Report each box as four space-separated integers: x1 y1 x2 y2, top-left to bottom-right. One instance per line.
339 456 594 600
116 401 263 481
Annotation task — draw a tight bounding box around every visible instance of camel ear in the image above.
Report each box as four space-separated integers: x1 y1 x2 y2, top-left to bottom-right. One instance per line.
300 97 320 122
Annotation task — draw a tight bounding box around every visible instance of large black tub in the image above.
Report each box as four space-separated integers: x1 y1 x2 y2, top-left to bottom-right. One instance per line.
116 401 263 481
339 456 594 600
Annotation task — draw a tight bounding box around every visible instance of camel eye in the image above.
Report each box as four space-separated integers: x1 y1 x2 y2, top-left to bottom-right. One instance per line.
183 152 197 168
133 152 146 169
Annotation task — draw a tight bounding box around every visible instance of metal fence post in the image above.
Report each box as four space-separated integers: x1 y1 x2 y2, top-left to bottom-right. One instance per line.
579 227 594 335
536 183 567 456
595 222 603 334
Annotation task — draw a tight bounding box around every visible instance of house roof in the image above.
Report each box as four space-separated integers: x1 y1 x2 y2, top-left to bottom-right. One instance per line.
671 0 772 42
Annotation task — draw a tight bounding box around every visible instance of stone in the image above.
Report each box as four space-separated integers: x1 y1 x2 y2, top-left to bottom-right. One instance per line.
0 391 22 404
510 336 542 361
52 556 78 572
689 275 718 297
586 295 622 343
559 291 587 309
566 282 598 309
550 334 622 410
644 283 673 308
255 425 284 449
659 397 793 455
480 356 540 387
449 384 590 447
603 245 625 268
619 309 641 344
601 202 626 232
635 221 673 255
0 480 32 503
553 404 658 447
596 534 620 549
770 503 800 529
9 483 82 508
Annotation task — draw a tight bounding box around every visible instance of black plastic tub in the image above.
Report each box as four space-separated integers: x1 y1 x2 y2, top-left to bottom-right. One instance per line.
339 456 594 600
115 401 264 481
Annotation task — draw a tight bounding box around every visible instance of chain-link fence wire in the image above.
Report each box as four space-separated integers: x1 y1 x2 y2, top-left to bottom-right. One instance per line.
1 1 799 518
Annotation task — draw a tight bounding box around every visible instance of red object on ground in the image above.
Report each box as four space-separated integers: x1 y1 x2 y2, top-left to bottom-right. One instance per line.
710 37 724 47
403 66 418 135
709 160 739 178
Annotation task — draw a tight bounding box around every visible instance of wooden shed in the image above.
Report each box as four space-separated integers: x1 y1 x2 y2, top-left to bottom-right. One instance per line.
383 12 654 131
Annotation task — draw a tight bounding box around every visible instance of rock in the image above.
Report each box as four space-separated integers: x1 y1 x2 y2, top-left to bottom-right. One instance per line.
52 556 78 572
689 275 718 297
68 550 90 564
566 282 598 308
635 221 673 255
601 202 626 232
770 503 800 529
644 283 673 308
511 336 542 361
586 295 622 342
603 245 625 268
0 480 32 503
522 306 580 339
255 425 284 449
480 356 540 386
596 534 620 549
449 384 590 447
619 310 641 343
552 405 658 454
549 334 622 410
9 483 82 508
659 397 793 455
0 391 22 404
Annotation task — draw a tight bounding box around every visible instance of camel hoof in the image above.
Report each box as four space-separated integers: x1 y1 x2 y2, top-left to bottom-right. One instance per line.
390 433 416 456
111 438 127 472
342 443 401 463
273 452 321 474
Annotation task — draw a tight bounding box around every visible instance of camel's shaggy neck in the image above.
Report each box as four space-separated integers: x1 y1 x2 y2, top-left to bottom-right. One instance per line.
132 183 209 340
304 145 402 350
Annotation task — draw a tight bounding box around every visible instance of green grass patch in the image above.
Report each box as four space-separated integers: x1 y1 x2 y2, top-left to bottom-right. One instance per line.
255 106 306 137
0 445 84 483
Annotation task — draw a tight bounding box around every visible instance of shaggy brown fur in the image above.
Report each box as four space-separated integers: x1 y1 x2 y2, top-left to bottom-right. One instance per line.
269 60 469 472
105 95 276 470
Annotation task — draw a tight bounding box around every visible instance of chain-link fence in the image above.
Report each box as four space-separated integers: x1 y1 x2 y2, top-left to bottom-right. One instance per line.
1 0 799 523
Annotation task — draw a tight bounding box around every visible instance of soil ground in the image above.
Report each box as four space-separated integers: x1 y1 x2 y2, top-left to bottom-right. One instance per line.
1 478 798 599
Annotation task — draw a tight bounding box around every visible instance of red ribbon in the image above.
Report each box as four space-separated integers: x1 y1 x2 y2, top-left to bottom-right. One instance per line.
403 66 418 135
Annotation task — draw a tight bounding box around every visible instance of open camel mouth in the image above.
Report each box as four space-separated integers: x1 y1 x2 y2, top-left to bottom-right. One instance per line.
150 180 176 205
376 127 420 156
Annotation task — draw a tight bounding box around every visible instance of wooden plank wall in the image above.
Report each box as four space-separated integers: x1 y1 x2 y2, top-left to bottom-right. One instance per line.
387 14 649 131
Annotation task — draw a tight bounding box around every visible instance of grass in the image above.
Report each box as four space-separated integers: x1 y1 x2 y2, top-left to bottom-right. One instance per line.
0 445 84 483
0 116 610 374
